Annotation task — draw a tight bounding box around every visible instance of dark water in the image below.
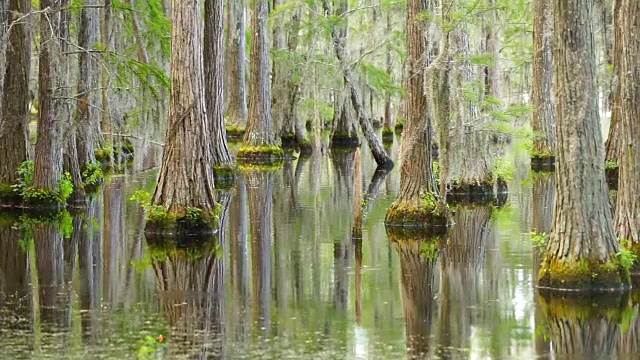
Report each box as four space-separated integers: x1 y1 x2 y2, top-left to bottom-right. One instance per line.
1 140 639 359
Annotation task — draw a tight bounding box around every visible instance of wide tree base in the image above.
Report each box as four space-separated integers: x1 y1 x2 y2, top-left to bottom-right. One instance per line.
281 134 313 154
531 154 555 172
381 127 394 145
144 207 219 236
538 257 631 292
0 184 22 207
394 122 404 134
385 202 449 231
446 178 508 206
330 134 361 148
226 125 246 142
237 144 285 165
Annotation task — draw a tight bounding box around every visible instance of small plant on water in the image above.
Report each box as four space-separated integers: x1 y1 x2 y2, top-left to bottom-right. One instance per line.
531 231 549 250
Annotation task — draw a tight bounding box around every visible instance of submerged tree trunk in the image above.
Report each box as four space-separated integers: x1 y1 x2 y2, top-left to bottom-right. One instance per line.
226 0 248 137
538 0 628 291
33 0 69 203
614 0 640 256
204 0 233 174
531 0 556 164
238 0 282 162
150 0 218 230
386 0 444 226
0 0 30 203
321 0 393 168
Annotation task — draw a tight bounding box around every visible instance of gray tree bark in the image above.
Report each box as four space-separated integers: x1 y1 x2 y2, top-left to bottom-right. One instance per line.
613 0 640 250
539 0 627 291
204 0 233 168
225 0 248 133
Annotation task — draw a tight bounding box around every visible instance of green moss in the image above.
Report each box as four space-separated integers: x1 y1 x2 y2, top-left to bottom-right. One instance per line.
538 290 631 324
237 144 284 165
238 163 283 173
0 183 21 204
538 256 631 291
81 161 104 193
213 165 236 189
385 199 449 230
12 161 73 207
530 151 555 160
225 125 246 140
606 160 619 170
382 127 394 137
394 120 404 133
330 132 360 148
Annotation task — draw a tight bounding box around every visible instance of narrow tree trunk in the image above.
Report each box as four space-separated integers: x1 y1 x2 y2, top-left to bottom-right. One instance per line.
382 11 394 145
605 0 623 171
204 0 233 174
614 0 640 256
271 0 286 134
0 0 30 203
238 0 283 162
330 88 360 147
34 0 69 202
101 0 113 139
0 0 7 121
321 0 393 168
386 0 443 226
150 0 218 230
531 0 557 164
75 0 101 175
225 0 248 137
538 0 628 291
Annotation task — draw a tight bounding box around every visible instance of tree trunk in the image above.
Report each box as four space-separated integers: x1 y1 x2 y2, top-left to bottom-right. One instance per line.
0 0 30 203
538 0 628 291
150 0 218 228
605 0 623 173
382 10 394 144
613 0 640 256
271 0 286 134
225 0 248 136
0 0 7 124
204 0 233 173
34 0 69 201
73 0 101 183
386 0 443 226
531 0 557 163
330 88 360 147
238 0 282 161
321 0 393 168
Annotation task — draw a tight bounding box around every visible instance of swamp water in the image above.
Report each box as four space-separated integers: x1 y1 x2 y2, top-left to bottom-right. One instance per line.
0 140 639 359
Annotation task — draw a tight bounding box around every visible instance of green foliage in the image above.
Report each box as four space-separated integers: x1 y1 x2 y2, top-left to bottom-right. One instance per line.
617 239 637 271
421 192 437 210
420 242 438 260
530 231 548 250
136 335 166 359
493 158 515 181
606 160 619 170
359 62 403 96
432 161 440 182
18 211 74 239
12 161 74 206
82 161 104 188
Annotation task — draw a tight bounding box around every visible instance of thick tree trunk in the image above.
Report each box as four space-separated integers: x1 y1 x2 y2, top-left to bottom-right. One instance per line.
226 0 248 136
0 0 30 202
204 0 233 171
238 0 282 161
386 0 443 226
330 88 360 147
614 0 640 255
531 0 557 163
150 0 218 227
34 0 69 199
538 0 628 291
322 0 393 168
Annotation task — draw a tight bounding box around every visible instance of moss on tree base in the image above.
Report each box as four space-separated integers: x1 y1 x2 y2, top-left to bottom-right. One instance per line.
213 166 236 189
394 121 404 134
446 178 508 206
385 203 449 231
381 127 394 145
95 140 135 165
0 184 22 206
606 166 619 189
225 125 246 141
330 134 361 148
144 207 220 236
237 144 285 165
538 257 631 292
531 154 555 172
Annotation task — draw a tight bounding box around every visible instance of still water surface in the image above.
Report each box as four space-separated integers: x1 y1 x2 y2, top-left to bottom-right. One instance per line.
0 140 638 359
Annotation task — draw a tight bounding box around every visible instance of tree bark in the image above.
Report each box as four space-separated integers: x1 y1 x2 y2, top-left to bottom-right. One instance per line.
151 0 218 220
386 0 443 226
34 0 69 194
204 0 233 169
226 0 248 133
538 0 627 291
531 0 557 159
605 0 623 168
330 88 360 147
241 0 279 153
613 0 640 252
0 0 31 199
321 0 393 168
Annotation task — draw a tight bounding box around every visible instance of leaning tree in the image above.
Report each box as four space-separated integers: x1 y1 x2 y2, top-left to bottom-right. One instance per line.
147 0 219 233
613 0 640 262
538 0 629 291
